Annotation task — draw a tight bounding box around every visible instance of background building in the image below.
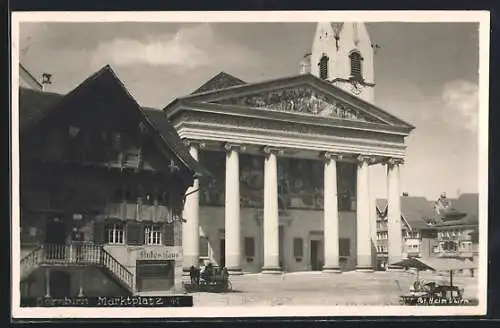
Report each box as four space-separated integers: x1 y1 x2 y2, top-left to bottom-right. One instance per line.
375 194 439 270
375 193 479 270
421 193 479 261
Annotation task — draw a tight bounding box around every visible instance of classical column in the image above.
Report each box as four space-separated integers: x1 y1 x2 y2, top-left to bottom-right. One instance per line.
356 155 374 272
369 164 379 269
387 158 404 267
224 143 245 275
322 152 342 273
45 268 51 298
261 146 282 274
182 140 205 271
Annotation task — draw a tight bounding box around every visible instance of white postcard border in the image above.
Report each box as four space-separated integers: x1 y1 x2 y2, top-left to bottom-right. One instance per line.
11 10 490 319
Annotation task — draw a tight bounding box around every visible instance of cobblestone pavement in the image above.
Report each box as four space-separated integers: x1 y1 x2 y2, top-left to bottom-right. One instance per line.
139 270 478 307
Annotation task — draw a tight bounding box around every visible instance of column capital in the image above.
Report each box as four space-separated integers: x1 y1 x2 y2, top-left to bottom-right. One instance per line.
355 154 376 166
224 143 247 153
261 146 284 157
384 157 405 167
321 151 344 162
183 139 206 150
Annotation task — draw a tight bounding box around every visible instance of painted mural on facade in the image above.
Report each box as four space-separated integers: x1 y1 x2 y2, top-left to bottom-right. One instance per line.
199 150 357 211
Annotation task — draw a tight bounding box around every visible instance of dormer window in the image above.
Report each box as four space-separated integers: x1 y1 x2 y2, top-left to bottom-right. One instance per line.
349 51 363 81
318 55 329 80
68 126 80 138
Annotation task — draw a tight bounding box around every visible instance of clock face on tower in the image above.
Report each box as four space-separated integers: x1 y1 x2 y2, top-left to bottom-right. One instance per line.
350 80 363 95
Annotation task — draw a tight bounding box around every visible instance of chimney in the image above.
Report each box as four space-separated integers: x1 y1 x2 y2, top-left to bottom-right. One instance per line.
41 72 52 92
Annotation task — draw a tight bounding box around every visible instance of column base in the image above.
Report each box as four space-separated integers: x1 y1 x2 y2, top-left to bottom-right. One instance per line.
355 266 374 273
322 266 342 273
261 267 282 274
227 268 243 275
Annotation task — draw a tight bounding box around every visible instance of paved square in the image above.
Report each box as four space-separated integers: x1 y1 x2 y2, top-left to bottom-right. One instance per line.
140 271 478 306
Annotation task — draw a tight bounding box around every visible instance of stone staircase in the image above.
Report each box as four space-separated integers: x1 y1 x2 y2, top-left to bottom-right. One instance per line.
20 243 135 295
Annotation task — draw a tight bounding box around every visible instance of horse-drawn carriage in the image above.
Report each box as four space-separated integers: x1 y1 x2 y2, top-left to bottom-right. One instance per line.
183 264 232 293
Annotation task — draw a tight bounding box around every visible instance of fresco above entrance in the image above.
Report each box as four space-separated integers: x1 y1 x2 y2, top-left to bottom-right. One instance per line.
198 151 357 211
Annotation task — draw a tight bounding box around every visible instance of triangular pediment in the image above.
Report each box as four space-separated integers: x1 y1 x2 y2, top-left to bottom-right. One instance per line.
176 74 414 130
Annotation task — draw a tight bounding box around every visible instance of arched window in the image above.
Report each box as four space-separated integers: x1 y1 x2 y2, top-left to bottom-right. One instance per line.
349 51 363 80
318 55 329 80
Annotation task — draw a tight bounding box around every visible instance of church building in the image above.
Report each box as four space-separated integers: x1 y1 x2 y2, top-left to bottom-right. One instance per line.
165 22 415 274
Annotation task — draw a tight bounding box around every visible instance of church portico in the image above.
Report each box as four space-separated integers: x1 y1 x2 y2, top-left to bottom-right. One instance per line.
167 22 414 275
177 133 407 274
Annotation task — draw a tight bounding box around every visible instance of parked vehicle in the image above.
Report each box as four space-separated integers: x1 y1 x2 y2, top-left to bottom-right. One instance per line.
183 264 232 293
400 283 472 306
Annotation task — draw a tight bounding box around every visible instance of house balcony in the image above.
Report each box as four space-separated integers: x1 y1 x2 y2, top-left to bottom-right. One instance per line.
437 250 474 259
21 242 135 294
405 251 421 258
104 202 171 222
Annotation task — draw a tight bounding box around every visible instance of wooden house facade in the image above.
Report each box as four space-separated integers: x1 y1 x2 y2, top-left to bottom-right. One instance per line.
19 66 207 298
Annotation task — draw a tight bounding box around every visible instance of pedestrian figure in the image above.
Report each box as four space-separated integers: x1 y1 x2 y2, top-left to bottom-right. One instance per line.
72 227 83 262
189 265 197 285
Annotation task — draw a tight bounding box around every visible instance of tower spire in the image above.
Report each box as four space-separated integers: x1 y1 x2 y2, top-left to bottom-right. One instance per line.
306 21 376 104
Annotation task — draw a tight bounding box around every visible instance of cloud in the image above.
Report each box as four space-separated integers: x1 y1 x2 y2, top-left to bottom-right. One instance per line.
90 23 259 70
441 80 479 133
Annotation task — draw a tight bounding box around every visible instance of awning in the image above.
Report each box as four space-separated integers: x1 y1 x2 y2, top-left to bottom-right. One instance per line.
391 257 477 272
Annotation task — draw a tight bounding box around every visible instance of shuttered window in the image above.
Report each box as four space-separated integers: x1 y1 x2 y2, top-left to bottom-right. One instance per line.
93 221 105 244
349 51 363 80
293 238 303 257
244 237 255 257
339 238 350 257
200 236 209 258
112 133 121 151
126 222 143 245
162 223 175 246
319 55 329 80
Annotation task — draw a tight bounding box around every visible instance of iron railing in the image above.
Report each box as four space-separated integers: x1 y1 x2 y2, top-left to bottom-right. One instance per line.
20 243 134 292
20 246 43 280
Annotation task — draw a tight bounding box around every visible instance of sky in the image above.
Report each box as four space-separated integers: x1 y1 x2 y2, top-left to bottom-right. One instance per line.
17 22 481 200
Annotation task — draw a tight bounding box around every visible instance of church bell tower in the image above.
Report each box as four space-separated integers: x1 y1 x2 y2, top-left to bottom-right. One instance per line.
301 22 376 104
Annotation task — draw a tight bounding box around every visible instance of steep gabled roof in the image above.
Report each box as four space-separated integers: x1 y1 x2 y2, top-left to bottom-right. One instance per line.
19 63 43 91
432 193 479 227
141 107 209 177
376 196 439 231
18 65 207 178
452 193 479 222
19 87 62 132
191 71 247 95
401 196 441 230
21 64 114 133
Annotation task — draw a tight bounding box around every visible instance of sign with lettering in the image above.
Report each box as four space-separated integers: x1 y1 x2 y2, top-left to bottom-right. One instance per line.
137 247 181 261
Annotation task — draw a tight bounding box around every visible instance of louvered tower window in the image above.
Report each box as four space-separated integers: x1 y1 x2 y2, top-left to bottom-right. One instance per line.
349 51 363 80
318 55 329 80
